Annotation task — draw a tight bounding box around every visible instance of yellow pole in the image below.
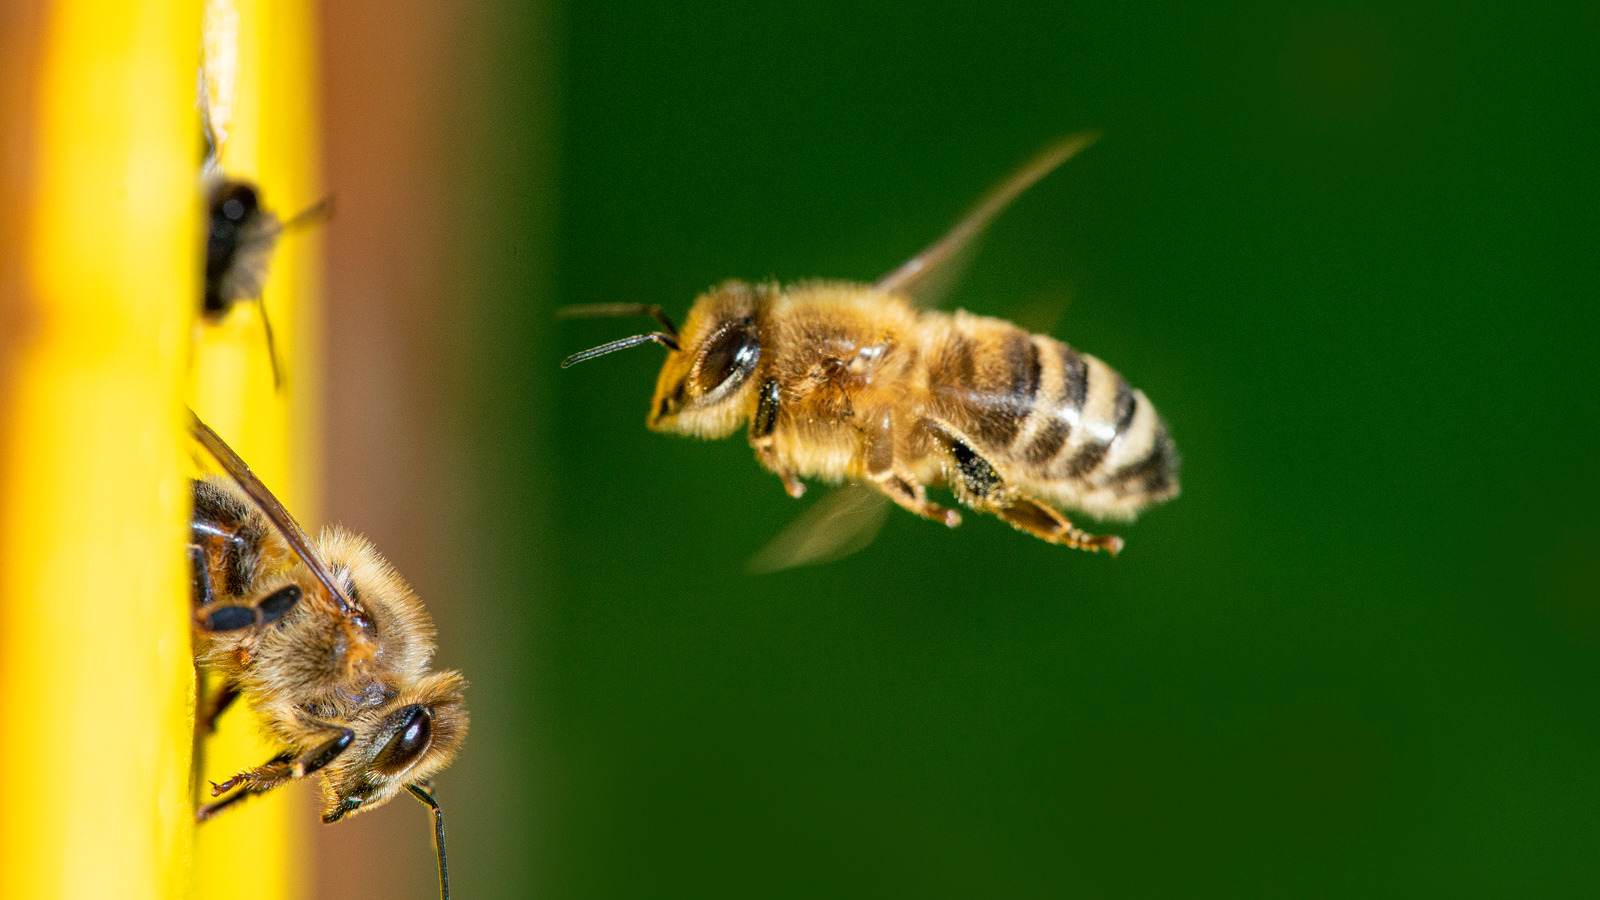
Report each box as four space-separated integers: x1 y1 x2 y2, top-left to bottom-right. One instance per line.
190 1 323 899
0 2 199 899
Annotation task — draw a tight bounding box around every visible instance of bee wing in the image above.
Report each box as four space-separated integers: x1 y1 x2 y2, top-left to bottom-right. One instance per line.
189 410 361 616
200 0 241 168
874 132 1100 306
747 484 893 574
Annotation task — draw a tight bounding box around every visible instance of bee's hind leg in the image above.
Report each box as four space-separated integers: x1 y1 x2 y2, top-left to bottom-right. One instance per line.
985 494 1123 555
922 418 1122 554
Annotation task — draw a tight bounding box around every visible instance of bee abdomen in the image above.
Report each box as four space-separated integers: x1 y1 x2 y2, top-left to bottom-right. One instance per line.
1010 335 1178 506
923 321 1042 450
921 316 1178 510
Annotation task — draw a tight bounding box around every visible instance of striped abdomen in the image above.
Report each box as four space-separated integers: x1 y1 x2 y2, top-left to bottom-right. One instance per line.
921 312 1179 519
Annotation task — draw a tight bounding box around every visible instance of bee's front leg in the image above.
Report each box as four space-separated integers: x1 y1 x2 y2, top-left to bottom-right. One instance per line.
195 749 293 820
749 377 806 498
198 728 355 821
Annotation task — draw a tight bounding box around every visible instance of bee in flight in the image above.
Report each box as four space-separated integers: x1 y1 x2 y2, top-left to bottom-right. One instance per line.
188 411 466 899
561 134 1178 568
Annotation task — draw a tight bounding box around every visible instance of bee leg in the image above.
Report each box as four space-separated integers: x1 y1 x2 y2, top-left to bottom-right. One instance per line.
198 729 355 821
869 472 962 527
750 377 806 498
189 543 215 607
986 495 1124 555
923 418 1122 554
195 584 304 633
756 446 805 499
865 409 961 527
196 750 293 821
197 680 241 735
255 296 285 390
193 782 259 820
191 480 261 590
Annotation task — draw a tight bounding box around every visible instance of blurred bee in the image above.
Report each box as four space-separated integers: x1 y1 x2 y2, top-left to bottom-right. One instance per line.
561 134 1179 567
189 411 466 899
200 0 327 389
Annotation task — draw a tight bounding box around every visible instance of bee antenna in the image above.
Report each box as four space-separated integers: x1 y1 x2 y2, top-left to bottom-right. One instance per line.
407 784 451 900
557 303 678 337
256 299 284 390
560 332 680 368
280 195 333 233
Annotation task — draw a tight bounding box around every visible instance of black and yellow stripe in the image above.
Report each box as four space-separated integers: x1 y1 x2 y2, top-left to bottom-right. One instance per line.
924 313 1178 512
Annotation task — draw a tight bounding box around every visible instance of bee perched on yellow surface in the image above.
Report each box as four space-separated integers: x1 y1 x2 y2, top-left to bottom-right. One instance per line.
198 0 327 389
561 134 1178 564
188 412 465 899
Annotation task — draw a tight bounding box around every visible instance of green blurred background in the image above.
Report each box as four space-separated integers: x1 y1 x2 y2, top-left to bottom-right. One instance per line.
318 1 1597 896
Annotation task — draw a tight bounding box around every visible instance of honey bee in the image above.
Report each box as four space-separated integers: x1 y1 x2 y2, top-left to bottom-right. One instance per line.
189 411 467 899
199 0 327 389
561 134 1179 565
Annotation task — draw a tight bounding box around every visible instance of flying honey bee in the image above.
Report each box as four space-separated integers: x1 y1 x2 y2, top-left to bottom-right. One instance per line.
199 0 327 389
561 134 1179 566
189 411 466 899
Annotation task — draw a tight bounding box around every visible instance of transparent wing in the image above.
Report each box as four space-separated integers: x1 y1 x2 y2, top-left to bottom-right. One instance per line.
875 132 1101 306
189 410 359 616
200 0 240 168
747 484 893 574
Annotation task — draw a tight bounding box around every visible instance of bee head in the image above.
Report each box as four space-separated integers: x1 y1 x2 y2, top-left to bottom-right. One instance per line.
205 177 281 311
645 281 769 438
320 670 469 823
558 281 771 440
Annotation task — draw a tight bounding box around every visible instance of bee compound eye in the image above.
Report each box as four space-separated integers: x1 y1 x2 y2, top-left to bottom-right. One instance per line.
373 705 433 776
693 318 759 397
214 182 259 222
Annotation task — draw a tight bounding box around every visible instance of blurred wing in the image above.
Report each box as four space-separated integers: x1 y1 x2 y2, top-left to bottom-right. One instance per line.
200 0 240 167
874 132 1101 306
189 409 359 616
1008 281 1077 336
747 484 893 574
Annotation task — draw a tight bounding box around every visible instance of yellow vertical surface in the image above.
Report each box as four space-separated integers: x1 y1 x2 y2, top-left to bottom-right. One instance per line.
0 2 199 899
191 0 323 899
